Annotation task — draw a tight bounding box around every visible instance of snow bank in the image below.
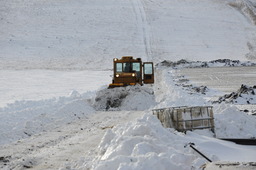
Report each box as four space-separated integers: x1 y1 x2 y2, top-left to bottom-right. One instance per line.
214 103 256 138
90 114 204 170
93 85 156 111
85 113 256 170
154 68 208 108
154 67 256 139
0 90 94 145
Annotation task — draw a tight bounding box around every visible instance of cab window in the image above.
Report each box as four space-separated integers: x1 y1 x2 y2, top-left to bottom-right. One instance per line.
132 63 141 77
132 63 140 72
123 63 131 72
144 63 153 74
116 63 122 72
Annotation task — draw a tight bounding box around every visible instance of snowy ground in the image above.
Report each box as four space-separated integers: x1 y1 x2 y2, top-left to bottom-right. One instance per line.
1 0 256 169
1 67 256 170
1 0 256 70
0 70 111 107
176 66 256 94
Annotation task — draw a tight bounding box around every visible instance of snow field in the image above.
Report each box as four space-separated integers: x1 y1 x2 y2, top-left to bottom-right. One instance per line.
1 0 256 70
0 70 112 107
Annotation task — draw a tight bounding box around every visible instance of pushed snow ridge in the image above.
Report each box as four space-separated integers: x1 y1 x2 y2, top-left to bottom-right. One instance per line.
93 85 156 111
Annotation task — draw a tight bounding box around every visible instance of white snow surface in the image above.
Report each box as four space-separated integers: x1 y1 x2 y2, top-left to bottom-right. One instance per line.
1 0 256 70
1 0 256 169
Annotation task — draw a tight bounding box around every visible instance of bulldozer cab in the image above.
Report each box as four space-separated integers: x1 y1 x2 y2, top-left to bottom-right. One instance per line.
109 56 154 88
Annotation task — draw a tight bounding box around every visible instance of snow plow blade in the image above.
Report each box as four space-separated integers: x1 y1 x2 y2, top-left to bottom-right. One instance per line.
108 83 136 88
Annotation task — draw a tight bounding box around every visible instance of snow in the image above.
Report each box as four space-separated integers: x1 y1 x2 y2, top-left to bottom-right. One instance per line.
93 85 156 111
90 113 256 170
0 70 111 107
0 90 95 146
1 0 256 169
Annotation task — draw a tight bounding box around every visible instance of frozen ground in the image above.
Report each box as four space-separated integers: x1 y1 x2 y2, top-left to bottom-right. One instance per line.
1 0 256 169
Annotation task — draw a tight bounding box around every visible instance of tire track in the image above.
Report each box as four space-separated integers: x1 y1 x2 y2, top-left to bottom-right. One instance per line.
130 0 153 61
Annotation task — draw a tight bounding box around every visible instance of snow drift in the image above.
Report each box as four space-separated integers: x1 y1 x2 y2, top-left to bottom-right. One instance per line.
0 91 94 146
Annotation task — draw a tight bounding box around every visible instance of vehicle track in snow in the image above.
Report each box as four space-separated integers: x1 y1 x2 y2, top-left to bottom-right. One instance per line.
130 0 153 61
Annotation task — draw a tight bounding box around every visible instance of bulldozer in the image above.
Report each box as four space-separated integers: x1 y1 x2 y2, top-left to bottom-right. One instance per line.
108 56 154 88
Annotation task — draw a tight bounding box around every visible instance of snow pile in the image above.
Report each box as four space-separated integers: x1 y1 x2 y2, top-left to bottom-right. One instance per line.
85 112 256 170
213 84 256 104
0 90 94 145
157 59 256 69
214 103 256 138
93 85 156 111
154 68 256 139
154 69 208 109
90 114 205 170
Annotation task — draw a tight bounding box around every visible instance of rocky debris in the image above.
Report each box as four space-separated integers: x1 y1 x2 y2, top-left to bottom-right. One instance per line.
0 156 10 163
213 84 256 104
174 75 209 95
157 59 256 68
191 86 209 95
208 59 240 66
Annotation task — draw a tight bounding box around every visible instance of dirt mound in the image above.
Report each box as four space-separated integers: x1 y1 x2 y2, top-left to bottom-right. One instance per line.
93 85 156 111
213 84 256 104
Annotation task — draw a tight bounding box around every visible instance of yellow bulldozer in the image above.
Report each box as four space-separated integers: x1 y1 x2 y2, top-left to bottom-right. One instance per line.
109 56 154 88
